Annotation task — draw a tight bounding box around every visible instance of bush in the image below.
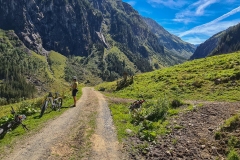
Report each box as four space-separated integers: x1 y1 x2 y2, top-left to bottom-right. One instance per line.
116 76 133 91
0 97 8 106
214 131 222 140
227 150 240 160
0 115 14 126
129 97 170 142
138 130 157 142
146 97 169 121
223 115 239 131
138 120 156 142
228 136 240 148
18 101 39 116
171 99 183 108
192 79 203 88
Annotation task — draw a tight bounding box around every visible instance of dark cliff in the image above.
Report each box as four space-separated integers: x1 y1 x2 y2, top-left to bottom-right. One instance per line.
0 0 164 58
143 17 195 59
210 23 240 56
190 31 224 59
0 0 188 83
0 0 102 56
89 0 164 56
191 22 240 59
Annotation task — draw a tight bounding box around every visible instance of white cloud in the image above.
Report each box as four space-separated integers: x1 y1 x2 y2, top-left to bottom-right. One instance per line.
125 1 137 6
182 36 206 45
195 0 218 16
147 0 188 9
179 6 240 37
174 0 218 23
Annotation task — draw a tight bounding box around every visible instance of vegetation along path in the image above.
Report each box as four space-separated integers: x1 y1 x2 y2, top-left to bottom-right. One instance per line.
3 87 123 160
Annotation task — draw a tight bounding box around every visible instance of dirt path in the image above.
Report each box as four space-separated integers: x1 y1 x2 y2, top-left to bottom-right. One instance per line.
2 87 122 160
89 91 122 160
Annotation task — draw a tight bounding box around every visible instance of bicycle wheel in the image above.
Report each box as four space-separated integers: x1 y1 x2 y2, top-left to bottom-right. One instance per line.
0 128 4 135
40 100 48 117
56 98 63 111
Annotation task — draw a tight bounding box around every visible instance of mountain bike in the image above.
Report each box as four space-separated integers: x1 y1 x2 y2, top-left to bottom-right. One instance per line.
0 106 28 138
40 92 63 117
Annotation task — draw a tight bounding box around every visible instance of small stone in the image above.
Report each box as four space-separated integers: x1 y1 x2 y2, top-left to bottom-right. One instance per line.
166 150 171 156
177 153 184 158
125 129 133 135
153 152 160 157
201 145 205 149
208 128 214 132
193 106 197 111
212 146 216 150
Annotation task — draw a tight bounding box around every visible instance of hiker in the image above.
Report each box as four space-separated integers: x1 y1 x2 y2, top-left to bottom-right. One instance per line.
71 76 78 107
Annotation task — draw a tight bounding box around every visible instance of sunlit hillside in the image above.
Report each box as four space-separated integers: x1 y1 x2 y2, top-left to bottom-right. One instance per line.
97 51 240 102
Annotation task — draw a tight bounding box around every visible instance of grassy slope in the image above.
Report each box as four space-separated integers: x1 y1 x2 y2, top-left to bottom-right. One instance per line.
96 51 240 142
97 51 240 102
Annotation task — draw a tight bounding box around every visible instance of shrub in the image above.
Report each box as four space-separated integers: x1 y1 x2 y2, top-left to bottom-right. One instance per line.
18 101 39 116
227 149 240 160
171 99 183 108
138 130 157 142
0 115 14 126
116 76 133 91
228 136 240 148
146 97 169 121
192 80 203 88
214 131 222 140
223 115 239 131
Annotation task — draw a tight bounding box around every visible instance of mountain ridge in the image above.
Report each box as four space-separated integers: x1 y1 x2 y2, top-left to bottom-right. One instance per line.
191 22 240 59
142 17 196 59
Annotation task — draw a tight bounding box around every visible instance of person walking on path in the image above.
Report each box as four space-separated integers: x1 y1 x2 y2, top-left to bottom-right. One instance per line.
71 76 78 107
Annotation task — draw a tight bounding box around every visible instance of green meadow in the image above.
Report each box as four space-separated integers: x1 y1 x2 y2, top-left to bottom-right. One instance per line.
97 51 240 102
96 51 240 142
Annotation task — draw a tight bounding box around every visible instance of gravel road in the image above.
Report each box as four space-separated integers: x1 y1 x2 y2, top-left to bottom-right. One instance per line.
3 87 122 160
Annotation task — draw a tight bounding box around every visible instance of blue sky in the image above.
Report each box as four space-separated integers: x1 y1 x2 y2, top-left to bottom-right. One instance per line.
122 0 240 44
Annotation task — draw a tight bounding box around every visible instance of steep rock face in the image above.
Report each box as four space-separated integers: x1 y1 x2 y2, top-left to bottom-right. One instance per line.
0 0 102 56
191 23 240 60
0 0 187 82
190 32 224 59
143 17 195 59
89 0 164 56
0 0 167 61
210 23 240 56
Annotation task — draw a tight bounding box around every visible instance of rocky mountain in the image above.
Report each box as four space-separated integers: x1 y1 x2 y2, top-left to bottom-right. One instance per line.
0 0 189 83
142 17 196 59
190 31 225 59
0 0 193 104
210 23 240 56
0 0 103 57
190 22 240 59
